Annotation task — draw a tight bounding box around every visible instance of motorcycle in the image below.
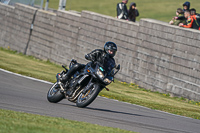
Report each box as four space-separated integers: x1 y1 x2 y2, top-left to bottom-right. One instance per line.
47 59 120 108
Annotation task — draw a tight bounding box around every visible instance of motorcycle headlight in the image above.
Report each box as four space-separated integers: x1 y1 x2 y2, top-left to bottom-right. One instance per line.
104 78 112 84
97 69 104 79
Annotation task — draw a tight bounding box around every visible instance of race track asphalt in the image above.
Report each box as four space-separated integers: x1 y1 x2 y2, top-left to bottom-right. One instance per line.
0 69 200 133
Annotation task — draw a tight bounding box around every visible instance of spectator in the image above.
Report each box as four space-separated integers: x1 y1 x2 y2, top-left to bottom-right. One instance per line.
190 8 197 15
183 1 190 12
179 10 200 30
190 8 195 15
117 0 128 20
128 2 139 22
190 8 200 30
169 8 186 26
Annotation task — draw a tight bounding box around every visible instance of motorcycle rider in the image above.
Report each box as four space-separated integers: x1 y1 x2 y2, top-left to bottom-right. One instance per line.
57 41 118 89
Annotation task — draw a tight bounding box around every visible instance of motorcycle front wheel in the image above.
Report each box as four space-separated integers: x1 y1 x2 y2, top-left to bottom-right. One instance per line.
76 84 101 108
47 82 65 103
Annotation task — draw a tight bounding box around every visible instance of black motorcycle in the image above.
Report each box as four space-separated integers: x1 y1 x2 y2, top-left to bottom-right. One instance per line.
47 59 120 108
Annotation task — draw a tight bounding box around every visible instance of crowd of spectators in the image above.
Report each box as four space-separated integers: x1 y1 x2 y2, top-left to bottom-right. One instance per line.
169 1 200 30
116 1 200 30
116 0 139 22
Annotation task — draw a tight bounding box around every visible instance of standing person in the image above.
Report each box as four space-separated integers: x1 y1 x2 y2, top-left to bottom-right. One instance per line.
179 10 200 30
169 8 186 26
183 1 190 12
128 2 139 22
117 0 128 20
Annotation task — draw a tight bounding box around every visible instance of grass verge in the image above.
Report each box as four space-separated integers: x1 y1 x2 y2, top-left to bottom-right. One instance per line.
0 109 135 133
47 0 200 22
0 47 200 121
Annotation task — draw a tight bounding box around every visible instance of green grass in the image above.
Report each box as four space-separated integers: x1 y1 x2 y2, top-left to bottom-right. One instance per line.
100 82 200 119
0 109 135 133
0 48 62 83
1 47 200 121
47 0 200 22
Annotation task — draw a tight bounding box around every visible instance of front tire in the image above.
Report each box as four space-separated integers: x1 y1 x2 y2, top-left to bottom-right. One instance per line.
47 82 65 103
76 84 101 108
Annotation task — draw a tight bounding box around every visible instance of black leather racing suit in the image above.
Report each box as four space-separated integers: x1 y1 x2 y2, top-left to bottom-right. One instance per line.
60 49 116 83
85 49 116 74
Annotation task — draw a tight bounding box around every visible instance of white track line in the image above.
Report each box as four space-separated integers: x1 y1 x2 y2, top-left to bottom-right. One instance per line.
0 68 52 85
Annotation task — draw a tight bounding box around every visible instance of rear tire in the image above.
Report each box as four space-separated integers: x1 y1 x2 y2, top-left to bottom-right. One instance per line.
47 82 65 103
76 84 100 108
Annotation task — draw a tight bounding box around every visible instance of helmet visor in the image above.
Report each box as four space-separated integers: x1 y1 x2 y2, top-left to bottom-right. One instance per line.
108 49 116 57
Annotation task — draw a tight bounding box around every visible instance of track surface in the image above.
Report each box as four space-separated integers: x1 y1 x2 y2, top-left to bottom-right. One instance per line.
0 69 200 133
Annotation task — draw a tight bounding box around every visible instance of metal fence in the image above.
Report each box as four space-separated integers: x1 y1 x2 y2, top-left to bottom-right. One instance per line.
0 0 43 8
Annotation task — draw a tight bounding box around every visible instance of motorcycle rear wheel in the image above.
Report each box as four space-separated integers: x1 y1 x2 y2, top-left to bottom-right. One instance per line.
47 82 65 103
76 84 100 108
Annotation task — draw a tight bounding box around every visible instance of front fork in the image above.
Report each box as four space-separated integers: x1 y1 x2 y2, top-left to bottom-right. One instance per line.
56 71 66 94
82 78 94 94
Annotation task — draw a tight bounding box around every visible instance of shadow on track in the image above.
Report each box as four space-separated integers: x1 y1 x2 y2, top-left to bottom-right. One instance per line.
56 102 164 120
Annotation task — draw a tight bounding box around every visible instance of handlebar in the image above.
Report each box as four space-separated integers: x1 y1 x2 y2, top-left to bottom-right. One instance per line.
62 65 68 72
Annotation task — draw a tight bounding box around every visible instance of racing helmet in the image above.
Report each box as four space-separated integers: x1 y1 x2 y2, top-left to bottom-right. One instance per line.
104 42 117 57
